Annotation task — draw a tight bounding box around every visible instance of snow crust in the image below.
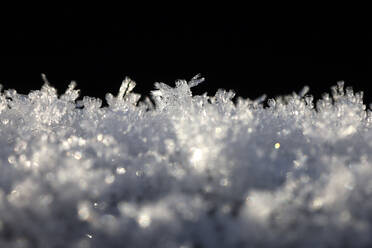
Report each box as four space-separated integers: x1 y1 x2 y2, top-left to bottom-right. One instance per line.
0 75 372 247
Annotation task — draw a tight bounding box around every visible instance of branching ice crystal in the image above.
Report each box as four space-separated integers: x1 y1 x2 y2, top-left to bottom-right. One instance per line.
0 75 371 247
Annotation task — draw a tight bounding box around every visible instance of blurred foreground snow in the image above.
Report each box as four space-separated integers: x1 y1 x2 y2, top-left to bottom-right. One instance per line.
0 75 372 247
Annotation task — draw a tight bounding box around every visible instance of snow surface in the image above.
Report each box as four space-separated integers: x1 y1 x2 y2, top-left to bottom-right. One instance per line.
0 75 372 247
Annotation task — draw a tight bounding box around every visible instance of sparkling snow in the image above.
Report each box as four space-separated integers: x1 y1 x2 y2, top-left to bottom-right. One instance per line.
0 75 372 247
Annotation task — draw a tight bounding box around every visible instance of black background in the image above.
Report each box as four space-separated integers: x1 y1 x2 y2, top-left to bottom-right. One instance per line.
0 8 370 105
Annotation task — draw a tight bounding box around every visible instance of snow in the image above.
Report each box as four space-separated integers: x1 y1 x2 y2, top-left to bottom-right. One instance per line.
0 75 372 247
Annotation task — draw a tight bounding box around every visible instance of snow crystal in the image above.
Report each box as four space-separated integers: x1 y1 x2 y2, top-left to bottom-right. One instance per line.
0 75 372 247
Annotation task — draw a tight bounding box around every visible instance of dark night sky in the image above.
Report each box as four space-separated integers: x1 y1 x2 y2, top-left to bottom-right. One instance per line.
0 8 370 105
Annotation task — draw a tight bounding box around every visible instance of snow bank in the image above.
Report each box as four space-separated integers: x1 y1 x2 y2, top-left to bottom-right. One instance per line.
0 75 371 247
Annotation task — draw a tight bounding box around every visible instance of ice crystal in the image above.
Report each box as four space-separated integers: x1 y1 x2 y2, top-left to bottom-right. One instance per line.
0 75 371 247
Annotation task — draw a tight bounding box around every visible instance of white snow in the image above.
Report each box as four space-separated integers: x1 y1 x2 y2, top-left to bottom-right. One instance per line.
0 76 371 247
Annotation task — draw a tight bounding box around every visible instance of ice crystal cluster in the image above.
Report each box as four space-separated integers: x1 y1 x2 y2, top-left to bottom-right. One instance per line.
0 75 372 248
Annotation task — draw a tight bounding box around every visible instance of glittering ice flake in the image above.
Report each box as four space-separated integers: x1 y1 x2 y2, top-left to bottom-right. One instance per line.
116 167 126 175
137 213 151 228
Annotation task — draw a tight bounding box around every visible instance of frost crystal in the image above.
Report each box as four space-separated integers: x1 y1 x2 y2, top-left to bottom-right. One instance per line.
0 75 372 247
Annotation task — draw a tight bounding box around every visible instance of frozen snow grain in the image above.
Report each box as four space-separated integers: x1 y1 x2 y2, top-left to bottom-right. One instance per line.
0 76 372 247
